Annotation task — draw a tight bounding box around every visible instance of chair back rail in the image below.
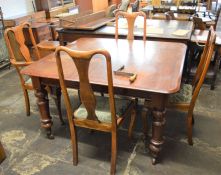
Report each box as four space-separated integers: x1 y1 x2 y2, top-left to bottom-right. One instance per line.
115 11 146 40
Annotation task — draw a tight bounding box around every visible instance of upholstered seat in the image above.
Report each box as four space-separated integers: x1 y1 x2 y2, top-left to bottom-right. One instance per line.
74 96 132 123
169 84 192 104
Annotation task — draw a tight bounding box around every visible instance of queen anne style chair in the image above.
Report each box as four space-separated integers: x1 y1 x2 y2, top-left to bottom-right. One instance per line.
115 10 146 135
115 11 146 40
143 27 216 145
167 27 216 145
55 46 136 175
4 22 64 124
192 16 206 30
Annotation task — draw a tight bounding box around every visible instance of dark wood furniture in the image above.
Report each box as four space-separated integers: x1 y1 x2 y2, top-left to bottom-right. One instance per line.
21 37 187 164
60 10 115 30
3 11 59 45
24 22 53 44
55 46 136 175
35 0 75 18
58 19 193 45
4 22 64 129
0 141 6 163
193 16 206 30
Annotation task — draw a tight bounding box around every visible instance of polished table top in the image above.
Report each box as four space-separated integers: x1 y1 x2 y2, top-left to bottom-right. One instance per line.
22 38 187 94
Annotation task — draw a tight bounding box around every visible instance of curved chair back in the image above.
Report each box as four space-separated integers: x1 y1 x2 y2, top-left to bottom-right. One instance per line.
115 11 146 40
55 47 117 126
190 26 216 112
4 22 40 63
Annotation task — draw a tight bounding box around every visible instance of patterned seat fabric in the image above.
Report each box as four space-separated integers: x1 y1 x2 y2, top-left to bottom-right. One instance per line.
74 96 132 123
169 84 193 104
25 77 32 85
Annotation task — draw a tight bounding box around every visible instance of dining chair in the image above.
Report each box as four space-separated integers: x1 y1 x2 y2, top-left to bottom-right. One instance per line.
167 27 216 145
192 16 206 30
4 22 64 125
55 46 136 175
115 11 146 40
143 27 216 145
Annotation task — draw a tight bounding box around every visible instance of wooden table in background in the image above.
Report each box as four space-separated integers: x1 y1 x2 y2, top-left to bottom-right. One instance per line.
58 19 193 45
21 37 187 164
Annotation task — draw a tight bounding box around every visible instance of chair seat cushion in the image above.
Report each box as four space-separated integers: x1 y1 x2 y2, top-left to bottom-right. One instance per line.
169 84 193 104
25 78 32 85
74 96 132 123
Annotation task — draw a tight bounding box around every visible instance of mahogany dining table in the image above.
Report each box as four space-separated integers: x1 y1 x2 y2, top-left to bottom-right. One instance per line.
21 37 187 164
58 19 193 45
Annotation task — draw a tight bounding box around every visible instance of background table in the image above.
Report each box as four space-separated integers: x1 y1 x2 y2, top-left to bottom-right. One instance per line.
58 19 193 45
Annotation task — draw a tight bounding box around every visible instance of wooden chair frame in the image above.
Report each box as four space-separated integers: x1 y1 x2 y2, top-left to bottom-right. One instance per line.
4 22 64 125
115 11 146 40
167 27 216 145
55 46 136 175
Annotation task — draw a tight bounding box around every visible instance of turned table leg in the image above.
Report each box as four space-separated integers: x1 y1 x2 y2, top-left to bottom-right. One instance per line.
149 94 167 164
32 77 54 139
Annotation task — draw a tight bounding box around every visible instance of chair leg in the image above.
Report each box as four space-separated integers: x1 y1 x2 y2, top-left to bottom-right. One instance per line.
128 108 136 139
70 125 78 166
192 114 195 125
187 113 193 145
48 86 65 125
23 89 30 116
54 88 65 125
141 106 148 139
110 131 117 175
